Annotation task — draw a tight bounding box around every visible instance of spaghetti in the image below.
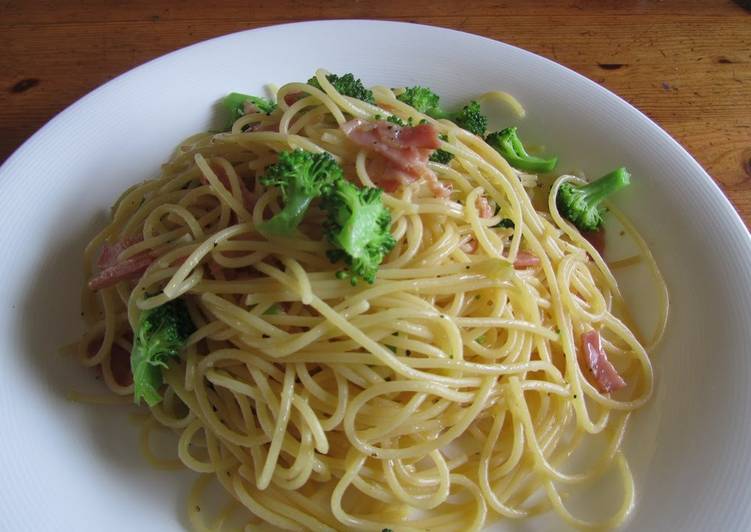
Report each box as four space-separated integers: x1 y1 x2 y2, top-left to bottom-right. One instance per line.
76 69 668 531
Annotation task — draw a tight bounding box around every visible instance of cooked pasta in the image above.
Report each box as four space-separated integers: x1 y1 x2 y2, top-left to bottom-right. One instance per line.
76 69 668 531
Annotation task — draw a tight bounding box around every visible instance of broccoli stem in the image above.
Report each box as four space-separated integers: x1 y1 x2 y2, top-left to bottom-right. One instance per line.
223 92 248 115
258 194 314 236
486 127 557 173
577 167 631 206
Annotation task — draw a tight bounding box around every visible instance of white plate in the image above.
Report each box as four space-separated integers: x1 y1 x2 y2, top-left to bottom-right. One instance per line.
1 20 750 531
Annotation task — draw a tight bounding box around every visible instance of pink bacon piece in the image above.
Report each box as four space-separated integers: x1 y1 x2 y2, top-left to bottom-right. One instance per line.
476 195 493 218
109 343 134 386
341 119 451 198
580 329 627 393
96 236 141 270
88 237 153 291
512 251 540 269
582 228 606 256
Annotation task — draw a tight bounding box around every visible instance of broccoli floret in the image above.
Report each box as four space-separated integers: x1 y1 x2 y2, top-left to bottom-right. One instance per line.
450 101 488 137
397 86 442 115
556 167 631 232
131 299 195 407
308 73 375 104
386 114 406 127
494 218 515 229
429 149 454 164
485 127 558 173
429 134 454 164
322 180 396 284
397 86 488 136
258 150 344 236
223 92 277 128
262 303 282 315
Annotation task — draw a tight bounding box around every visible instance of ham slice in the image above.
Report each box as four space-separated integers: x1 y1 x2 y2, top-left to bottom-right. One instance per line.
476 195 493 218
88 238 153 291
461 238 478 254
284 92 304 106
342 119 450 198
583 228 606 256
109 343 134 386
580 329 626 393
512 251 540 269
96 236 142 270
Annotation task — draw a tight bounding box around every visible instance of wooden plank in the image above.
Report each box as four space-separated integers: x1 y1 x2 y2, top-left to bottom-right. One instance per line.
1 1 749 224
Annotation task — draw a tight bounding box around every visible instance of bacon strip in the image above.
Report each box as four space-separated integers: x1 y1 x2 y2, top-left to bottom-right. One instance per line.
284 92 304 106
88 238 153 291
109 343 134 386
581 330 627 393
476 195 493 218
582 228 606 256
342 119 451 198
96 236 142 270
512 251 540 269
88 254 153 291
461 238 478 254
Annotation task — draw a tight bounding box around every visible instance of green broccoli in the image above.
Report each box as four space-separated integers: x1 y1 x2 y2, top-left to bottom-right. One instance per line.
485 127 558 173
258 150 344 236
494 218 515 229
131 299 195 407
396 86 442 115
308 72 375 104
450 101 488 137
322 180 396 284
223 92 277 128
429 134 454 164
385 114 406 127
556 167 631 232
397 86 488 136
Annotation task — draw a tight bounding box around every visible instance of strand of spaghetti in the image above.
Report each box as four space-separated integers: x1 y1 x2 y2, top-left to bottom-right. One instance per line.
206 368 328 455
545 451 635 529
142 203 205 241
331 451 421 532
608 203 670 351
230 473 305 531
257 365 295 490
312 69 374 120
162 223 253 298
217 131 332 158
194 154 252 222
548 175 621 293
282 257 313 305
478 90 526 118
344 378 494 459
384 450 450 510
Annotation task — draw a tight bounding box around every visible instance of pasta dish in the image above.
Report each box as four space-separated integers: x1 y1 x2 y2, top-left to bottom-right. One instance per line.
76 69 668 531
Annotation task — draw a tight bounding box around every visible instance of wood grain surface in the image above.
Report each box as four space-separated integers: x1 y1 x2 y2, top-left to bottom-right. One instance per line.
2 1 749 225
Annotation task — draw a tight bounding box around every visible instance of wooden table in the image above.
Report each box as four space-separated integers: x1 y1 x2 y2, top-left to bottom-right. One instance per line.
2 1 749 225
